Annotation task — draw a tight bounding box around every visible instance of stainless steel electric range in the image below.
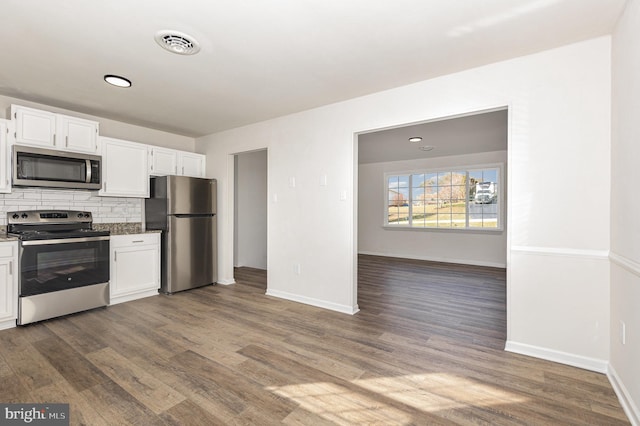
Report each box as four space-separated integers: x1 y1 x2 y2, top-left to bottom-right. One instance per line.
7 210 110 325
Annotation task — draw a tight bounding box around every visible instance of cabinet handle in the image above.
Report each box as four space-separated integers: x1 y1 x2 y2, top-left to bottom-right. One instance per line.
9 261 12 275
132 240 144 243
65 136 69 147
53 134 56 145
114 252 117 262
182 166 185 175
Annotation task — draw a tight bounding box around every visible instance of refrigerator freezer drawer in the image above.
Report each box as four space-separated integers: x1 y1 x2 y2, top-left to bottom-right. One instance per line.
163 215 217 293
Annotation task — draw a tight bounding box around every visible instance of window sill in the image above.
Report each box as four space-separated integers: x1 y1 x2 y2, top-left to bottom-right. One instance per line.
383 225 504 234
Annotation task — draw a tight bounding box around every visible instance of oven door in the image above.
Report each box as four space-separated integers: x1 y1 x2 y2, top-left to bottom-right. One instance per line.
19 236 110 296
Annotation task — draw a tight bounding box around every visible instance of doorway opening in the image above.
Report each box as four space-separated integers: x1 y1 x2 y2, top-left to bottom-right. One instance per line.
233 149 268 274
355 107 508 340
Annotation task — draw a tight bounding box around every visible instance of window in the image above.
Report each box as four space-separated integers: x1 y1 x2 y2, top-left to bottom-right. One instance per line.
386 166 501 230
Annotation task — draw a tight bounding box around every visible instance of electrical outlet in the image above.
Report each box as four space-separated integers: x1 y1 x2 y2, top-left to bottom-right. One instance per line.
621 321 626 345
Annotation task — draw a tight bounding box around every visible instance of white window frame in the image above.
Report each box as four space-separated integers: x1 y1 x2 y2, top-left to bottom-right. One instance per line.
383 163 504 232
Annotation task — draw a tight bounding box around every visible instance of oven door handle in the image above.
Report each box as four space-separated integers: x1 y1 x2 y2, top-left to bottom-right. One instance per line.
21 236 110 246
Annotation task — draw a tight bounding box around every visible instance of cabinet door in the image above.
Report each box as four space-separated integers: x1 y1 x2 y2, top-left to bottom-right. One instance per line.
0 244 17 328
150 147 178 176
12 105 56 147
58 115 99 154
0 120 10 193
111 243 159 300
99 137 149 198
179 152 206 177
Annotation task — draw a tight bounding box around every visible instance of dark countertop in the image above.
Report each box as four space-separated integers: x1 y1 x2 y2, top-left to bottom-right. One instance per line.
0 223 160 239
0 226 17 242
94 223 162 236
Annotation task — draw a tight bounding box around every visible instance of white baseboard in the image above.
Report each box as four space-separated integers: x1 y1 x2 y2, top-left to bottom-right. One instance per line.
0 319 16 331
358 251 506 268
109 289 158 306
505 341 608 373
217 278 236 285
608 364 640 426
265 289 360 315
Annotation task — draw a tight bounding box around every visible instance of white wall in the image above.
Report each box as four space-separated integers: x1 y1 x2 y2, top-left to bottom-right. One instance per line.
0 95 195 150
234 149 267 269
197 37 612 363
610 0 640 423
358 151 507 268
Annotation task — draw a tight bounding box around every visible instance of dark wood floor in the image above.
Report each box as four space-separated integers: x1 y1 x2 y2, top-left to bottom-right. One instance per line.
0 255 629 425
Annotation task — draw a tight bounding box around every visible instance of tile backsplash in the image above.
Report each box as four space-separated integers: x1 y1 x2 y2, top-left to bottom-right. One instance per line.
0 188 142 225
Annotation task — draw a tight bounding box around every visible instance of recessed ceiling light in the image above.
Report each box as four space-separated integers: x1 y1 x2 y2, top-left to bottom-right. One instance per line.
155 30 201 55
104 75 132 88
419 145 435 151
408 137 422 143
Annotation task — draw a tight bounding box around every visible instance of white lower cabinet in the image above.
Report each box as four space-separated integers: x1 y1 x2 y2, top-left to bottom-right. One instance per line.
0 242 18 330
110 233 160 305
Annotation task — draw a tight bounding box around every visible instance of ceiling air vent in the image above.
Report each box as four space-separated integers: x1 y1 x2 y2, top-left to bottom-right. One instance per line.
154 30 200 55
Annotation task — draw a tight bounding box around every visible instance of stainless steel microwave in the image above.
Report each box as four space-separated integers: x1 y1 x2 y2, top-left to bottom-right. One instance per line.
13 145 102 190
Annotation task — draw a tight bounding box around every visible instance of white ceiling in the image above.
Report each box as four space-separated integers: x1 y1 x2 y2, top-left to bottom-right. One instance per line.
358 109 508 164
0 0 626 138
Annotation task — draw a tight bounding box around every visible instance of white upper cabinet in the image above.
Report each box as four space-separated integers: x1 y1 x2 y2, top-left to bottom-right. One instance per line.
179 152 206 177
58 115 99 153
0 120 10 193
12 105 56 147
149 147 205 177
99 137 149 198
149 146 178 176
11 105 99 154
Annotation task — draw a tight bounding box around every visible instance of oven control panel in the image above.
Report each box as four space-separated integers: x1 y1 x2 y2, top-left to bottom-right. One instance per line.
7 210 93 225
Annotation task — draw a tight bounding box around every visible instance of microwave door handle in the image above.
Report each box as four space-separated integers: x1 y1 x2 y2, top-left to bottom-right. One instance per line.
85 159 92 183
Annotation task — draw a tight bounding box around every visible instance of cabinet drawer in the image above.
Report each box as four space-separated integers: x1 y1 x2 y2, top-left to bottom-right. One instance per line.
0 243 15 258
111 233 159 248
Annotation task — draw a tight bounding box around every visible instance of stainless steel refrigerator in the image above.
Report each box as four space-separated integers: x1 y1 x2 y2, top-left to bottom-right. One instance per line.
144 176 217 294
